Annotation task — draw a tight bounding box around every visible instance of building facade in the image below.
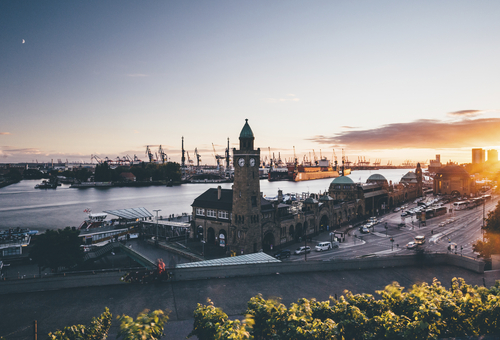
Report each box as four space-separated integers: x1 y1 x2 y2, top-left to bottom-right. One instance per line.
191 120 424 255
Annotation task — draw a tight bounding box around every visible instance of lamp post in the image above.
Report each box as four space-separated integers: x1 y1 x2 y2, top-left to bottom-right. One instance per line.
153 209 161 248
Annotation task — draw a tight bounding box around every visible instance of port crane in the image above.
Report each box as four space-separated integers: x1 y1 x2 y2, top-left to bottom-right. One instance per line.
91 154 103 164
194 148 201 167
332 149 338 169
224 138 231 169
146 146 155 163
373 159 381 167
158 145 167 164
212 143 224 169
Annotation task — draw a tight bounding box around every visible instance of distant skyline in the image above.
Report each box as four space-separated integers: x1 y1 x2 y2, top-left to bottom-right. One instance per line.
2 1 500 165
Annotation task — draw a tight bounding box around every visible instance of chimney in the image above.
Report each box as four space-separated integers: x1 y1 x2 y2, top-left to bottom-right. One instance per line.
278 190 283 203
218 186 222 200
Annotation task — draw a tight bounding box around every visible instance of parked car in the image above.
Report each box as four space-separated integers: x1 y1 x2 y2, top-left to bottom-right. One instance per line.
294 246 311 255
360 226 370 234
406 241 417 249
274 249 291 259
315 241 339 252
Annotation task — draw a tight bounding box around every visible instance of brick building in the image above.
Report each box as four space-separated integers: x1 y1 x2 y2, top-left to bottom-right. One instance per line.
191 120 423 255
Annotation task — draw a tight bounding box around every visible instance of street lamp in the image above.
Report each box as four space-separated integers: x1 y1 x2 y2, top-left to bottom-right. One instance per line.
153 209 161 247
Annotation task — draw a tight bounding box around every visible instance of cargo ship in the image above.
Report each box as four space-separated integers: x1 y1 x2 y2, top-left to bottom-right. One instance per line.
268 158 351 182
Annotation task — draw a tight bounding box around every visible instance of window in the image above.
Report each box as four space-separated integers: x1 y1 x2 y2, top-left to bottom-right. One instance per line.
218 211 229 219
207 209 216 218
3 247 21 256
196 208 205 216
251 196 257 207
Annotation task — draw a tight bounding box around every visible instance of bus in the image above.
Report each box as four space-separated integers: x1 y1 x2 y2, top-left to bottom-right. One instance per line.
453 201 469 211
414 235 426 245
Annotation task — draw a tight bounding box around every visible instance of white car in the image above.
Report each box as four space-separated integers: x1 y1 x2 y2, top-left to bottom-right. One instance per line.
294 246 311 255
315 241 339 251
406 241 417 249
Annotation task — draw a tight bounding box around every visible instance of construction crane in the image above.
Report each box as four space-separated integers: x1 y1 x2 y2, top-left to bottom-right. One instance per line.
313 150 318 165
158 145 167 164
293 146 298 167
194 148 201 167
145 146 154 163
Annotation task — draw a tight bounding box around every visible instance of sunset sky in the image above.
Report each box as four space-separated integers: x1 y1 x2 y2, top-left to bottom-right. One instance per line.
2 1 500 166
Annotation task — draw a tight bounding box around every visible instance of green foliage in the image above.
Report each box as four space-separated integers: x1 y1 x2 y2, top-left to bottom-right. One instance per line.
473 201 500 258
190 278 500 340
47 308 112 340
117 309 169 340
6 169 23 182
188 299 229 340
30 227 84 272
94 162 113 182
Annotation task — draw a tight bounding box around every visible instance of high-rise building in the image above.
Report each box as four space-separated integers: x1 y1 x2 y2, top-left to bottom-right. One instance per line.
487 149 498 163
472 148 485 164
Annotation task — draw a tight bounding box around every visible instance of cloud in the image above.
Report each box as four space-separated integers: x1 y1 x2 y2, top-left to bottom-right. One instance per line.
127 73 148 77
448 110 483 117
307 118 500 150
341 126 357 129
0 132 11 135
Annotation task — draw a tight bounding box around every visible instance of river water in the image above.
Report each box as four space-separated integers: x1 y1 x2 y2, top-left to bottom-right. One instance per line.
0 169 413 231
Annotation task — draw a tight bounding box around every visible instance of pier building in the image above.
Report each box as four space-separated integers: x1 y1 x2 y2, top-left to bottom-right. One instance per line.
191 120 424 255
433 164 476 197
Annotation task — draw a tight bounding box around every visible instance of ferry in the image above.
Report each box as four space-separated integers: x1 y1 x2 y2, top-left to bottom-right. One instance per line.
78 210 142 245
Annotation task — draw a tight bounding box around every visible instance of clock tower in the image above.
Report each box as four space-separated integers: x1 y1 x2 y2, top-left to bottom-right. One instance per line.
231 119 261 253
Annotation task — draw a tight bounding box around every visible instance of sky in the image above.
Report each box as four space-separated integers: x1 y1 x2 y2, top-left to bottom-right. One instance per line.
2 1 500 166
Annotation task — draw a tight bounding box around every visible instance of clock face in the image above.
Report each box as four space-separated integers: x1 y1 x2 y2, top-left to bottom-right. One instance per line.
250 158 255 167
238 158 245 167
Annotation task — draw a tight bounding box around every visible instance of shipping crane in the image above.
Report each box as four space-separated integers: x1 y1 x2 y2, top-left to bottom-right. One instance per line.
225 138 231 169
313 150 318 165
194 148 201 167
158 145 167 164
181 137 186 168
332 149 338 169
212 143 224 169
146 146 154 163
91 154 103 164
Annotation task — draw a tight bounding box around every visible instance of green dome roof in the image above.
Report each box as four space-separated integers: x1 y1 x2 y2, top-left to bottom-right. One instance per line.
367 174 387 182
239 119 254 139
331 176 354 184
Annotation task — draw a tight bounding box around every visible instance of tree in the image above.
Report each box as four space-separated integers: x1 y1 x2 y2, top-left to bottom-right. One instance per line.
117 309 169 340
188 299 228 340
47 308 112 340
473 201 500 258
94 162 112 182
188 278 500 339
30 227 84 273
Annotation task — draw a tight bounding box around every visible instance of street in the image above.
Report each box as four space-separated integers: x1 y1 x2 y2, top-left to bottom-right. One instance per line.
284 193 499 261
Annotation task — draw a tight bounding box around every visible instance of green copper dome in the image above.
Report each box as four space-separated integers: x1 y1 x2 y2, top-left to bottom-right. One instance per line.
239 119 254 139
331 176 354 184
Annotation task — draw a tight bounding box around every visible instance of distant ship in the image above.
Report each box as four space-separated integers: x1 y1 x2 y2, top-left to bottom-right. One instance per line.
268 158 351 182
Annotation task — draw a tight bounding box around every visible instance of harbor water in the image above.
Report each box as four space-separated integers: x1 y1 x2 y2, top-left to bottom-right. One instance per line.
0 169 413 231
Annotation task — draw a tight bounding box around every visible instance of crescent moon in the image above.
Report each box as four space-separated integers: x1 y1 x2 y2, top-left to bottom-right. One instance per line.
22 39 25 44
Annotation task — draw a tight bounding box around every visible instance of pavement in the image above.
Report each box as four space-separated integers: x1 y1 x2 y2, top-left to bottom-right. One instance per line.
1 264 499 340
